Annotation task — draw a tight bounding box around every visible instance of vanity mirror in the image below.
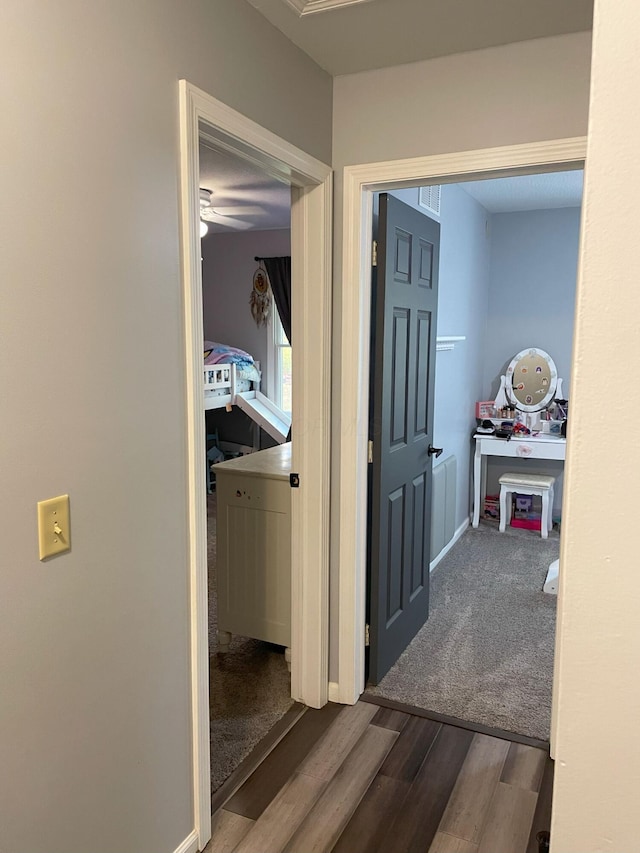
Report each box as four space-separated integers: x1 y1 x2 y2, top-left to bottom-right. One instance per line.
507 348 557 412
494 347 562 413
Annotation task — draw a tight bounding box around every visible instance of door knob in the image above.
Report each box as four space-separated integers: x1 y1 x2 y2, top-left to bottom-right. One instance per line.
428 445 443 458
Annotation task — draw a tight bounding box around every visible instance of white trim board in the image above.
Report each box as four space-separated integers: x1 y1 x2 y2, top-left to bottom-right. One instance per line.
328 681 341 703
336 137 587 706
178 80 332 850
172 830 199 853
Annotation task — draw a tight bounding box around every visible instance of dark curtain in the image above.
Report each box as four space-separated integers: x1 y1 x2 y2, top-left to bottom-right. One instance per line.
263 256 292 344
262 255 292 442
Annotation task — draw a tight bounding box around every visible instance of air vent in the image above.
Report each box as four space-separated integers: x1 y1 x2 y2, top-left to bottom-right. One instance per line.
419 185 441 217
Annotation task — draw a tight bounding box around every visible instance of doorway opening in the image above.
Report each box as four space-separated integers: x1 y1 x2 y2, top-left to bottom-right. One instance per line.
178 81 331 847
198 138 295 794
364 170 583 742
335 137 587 762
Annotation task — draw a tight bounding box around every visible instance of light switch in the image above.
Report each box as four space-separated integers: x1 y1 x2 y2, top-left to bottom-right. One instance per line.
37 494 71 560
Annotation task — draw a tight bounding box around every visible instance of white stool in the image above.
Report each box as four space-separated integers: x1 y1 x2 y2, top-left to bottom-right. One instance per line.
498 472 556 539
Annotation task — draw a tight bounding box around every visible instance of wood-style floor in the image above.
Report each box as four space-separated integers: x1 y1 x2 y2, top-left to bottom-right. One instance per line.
203 698 552 853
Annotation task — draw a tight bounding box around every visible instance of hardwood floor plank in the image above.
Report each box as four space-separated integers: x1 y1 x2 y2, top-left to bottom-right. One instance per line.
371 706 410 732
360 694 549 750
429 831 478 853
526 757 554 853
210 702 306 814
378 715 442 783
297 701 379 781
282 724 398 853
232 771 326 853
477 782 538 853
331 775 410 853
202 809 254 853
501 742 547 793
224 702 343 820
438 733 510 843
379 723 474 853
210 701 550 853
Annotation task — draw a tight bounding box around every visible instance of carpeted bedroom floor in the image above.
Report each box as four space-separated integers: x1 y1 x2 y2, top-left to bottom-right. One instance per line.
207 494 293 794
366 521 559 741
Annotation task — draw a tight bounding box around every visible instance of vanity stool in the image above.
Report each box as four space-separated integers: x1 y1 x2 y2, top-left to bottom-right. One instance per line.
498 472 555 539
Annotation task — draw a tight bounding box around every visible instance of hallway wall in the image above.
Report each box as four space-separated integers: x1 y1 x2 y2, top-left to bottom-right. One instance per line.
0 2 331 852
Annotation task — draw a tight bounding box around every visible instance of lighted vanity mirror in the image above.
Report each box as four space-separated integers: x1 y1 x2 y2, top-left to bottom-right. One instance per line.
506 347 557 412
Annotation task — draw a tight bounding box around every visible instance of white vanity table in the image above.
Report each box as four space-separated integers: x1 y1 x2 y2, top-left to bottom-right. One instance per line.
474 347 568 598
472 433 566 527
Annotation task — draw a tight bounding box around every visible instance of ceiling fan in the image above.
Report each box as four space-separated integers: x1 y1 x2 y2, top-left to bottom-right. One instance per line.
199 188 264 233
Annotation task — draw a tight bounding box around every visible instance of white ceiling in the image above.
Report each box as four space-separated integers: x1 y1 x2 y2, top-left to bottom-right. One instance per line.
199 141 291 234
459 170 583 213
246 0 593 75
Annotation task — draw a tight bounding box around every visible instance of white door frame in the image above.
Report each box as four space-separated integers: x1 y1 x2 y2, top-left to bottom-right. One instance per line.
178 81 332 848
336 137 587 709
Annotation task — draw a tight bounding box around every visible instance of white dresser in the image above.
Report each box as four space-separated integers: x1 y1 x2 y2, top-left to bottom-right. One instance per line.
214 444 291 659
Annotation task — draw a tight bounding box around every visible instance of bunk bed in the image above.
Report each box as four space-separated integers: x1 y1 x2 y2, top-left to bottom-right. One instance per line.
203 342 290 444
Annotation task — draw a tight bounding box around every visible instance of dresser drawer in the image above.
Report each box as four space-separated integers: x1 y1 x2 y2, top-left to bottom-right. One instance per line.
477 437 566 461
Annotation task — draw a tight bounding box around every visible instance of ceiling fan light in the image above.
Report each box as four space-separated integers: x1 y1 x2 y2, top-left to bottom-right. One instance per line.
200 220 208 238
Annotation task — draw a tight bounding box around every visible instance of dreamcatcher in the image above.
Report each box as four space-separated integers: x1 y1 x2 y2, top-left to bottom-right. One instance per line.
250 262 271 327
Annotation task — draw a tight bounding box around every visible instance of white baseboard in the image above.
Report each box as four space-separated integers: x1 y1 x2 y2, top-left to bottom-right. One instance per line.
173 829 199 853
430 518 469 573
328 681 341 703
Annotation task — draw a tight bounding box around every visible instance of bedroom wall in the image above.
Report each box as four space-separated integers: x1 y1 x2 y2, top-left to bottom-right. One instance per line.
201 228 291 446
0 2 331 852
482 207 581 401
329 31 592 681
389 185 491 536
480 206 581 513
202 228 291 390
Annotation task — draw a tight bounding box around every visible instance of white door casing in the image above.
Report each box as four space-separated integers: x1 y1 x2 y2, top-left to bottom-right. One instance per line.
336 139 587 737
178 80 332 849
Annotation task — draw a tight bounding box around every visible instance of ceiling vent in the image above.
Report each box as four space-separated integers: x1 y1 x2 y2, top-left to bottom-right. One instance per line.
282 0 375 16
419 185 441 218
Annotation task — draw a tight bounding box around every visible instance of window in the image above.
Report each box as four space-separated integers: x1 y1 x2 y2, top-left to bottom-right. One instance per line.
267 306 292 415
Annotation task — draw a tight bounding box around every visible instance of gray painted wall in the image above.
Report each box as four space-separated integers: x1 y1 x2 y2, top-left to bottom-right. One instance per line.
433 186 492 531
481 206 581 511
202 228 291 390
0 2 330 852
202 228 290 447
482 207 580 399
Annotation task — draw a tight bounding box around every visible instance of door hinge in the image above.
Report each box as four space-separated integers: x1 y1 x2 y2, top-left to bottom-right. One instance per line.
365 623 370 647
368 440 373 464
372 240 378 267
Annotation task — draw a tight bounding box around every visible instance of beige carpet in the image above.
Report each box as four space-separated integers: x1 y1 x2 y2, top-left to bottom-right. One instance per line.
366 522 559 741
208 494 293 793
